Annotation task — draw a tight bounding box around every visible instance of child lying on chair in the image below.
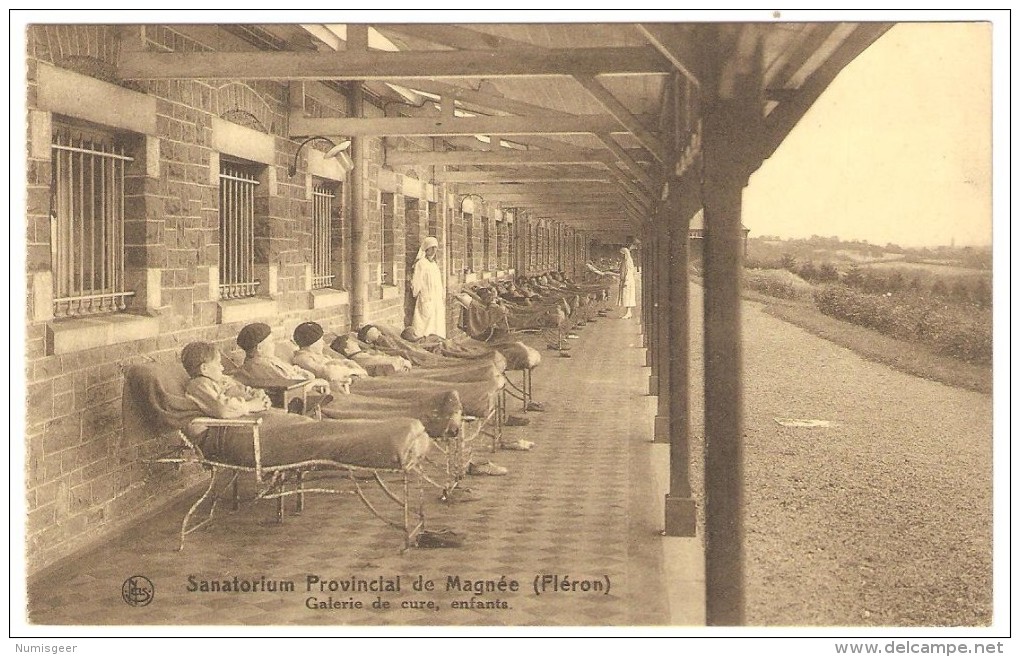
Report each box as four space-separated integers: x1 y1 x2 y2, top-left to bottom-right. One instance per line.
330 334 413 375
291 322 368 393
235 323 331 392
181 341 273 418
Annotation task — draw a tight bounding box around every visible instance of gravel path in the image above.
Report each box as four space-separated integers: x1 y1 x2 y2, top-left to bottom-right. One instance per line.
685 284 993 626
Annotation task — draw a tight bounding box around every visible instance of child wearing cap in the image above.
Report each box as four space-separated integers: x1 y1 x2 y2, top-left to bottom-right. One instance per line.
235 322 331 393
291 321 369 393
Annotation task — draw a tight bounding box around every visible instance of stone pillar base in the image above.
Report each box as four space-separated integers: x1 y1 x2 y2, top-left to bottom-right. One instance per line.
664 495 697 537
653 415 670 443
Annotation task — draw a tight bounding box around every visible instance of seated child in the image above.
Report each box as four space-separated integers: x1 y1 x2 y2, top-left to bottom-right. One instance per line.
235 322 331 393
181 341 273 419
291 321 369 393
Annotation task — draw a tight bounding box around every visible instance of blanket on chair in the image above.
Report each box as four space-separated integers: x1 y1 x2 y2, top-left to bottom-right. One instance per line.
123 363 430 471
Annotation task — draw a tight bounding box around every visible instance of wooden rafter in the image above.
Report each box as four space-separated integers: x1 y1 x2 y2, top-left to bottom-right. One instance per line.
435 171 612 183
388 79 575 118
289 113 645 137
597 133 655 191
635 23 701 85
459 181 617 193
118 46 671 80
607 162 652 202
473 193 625 202
386 149 606 166
376 24 545 51
574 74 665 162
765 23 893 158
766 23 840 90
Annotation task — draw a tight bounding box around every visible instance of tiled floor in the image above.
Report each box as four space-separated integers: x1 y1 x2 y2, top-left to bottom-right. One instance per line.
27 307 675 627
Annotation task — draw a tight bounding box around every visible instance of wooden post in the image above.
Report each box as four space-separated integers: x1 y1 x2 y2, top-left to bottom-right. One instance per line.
664 168 698 536
642 223 653 354
349 83 368 329
700 29 766 626
652 204 671 442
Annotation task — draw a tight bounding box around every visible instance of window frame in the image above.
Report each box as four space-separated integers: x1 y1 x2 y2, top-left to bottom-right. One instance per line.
49 120 134 318
311 179 340 290
217 158 261 300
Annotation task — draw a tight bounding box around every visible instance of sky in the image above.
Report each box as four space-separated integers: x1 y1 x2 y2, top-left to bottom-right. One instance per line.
743 22 993 248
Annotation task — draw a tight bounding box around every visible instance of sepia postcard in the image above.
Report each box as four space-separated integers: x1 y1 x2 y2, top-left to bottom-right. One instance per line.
10 8 1008 650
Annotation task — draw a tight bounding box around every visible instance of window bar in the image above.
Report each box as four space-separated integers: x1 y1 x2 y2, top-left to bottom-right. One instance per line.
316 190 320 281
235 172 241 298
318 191 323 284
246 174 254 296
323 191 329 284
231 173 238 298
241 173 245 297
227 172 234 299
51 143 134 161
319 190 324 283
226 170 234 299
230 173 237 299
220 172 228 298
99 141 108 311
117 152 126 310
237 173 244 298
75 136 85 316
218 172 226 298
87 139 96 314
52 134 64 311
244 173 251 297
61 133 72 316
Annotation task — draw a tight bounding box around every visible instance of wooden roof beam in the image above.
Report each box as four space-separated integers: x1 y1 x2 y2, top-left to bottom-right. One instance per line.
765 23 893 159
635 23 701 86
388 78 575 118
436 171 612 183
574 74 666 162
376 24 546 51
607 163 652 204
765 23 841 91
290 113 645 138
597 133 655 191
386 149 607 167
118 46 672 80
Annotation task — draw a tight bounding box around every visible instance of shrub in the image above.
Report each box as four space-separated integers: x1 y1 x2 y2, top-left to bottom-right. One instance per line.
744 268 813 300
813 286 992 365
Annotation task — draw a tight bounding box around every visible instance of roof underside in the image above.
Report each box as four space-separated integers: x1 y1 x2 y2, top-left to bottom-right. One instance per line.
129 22 893 232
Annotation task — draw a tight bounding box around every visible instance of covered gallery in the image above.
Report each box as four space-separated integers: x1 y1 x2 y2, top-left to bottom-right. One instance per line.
22 21 889 625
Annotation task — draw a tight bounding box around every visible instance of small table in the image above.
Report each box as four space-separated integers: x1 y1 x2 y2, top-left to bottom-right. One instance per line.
243 378 314 414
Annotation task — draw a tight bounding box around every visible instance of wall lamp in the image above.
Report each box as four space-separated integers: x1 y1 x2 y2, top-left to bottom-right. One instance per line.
288 136 352 177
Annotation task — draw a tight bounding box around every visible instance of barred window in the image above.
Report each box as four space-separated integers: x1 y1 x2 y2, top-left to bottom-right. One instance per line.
381 192 395 285
50 123 133 317
218 161 259 299
495 219 505 269
311 182 337 289
482 215 491 271
427 201 438 238
465 212 474 272
507 213 516 270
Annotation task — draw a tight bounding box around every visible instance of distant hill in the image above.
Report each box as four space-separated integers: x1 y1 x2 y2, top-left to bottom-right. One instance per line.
746 236 991 272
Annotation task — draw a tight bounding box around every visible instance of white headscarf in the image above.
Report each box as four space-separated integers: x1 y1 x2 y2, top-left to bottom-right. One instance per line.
414 236 440 264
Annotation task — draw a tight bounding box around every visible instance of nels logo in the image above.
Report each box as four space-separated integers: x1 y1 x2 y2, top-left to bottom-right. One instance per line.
122 575 155 607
